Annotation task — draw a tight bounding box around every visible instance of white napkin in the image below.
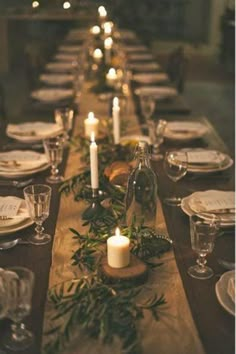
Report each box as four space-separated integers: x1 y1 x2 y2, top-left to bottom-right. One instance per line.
189 191 235 212
176 150 225 165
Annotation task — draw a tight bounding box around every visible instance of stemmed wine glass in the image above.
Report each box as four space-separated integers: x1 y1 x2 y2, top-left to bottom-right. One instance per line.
54 107 74 142
188 214 220 279
23 184 52 245
148 119 167 161
163 150 188 206
43 135 64 184
3 267 34 351
140 95 156 124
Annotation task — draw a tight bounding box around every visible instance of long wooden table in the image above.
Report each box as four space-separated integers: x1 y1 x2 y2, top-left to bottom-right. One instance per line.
0 34 235 354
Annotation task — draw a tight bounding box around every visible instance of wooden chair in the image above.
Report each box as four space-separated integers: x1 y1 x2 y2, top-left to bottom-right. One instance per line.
166 46 187 93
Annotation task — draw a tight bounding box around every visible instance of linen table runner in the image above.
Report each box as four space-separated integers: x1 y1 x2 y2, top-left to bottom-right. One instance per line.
43 84 205 354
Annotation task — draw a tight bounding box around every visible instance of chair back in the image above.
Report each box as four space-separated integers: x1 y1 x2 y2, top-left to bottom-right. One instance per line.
167 46 187 93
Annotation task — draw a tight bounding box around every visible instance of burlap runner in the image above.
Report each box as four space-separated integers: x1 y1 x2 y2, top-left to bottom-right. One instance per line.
42 83 205 354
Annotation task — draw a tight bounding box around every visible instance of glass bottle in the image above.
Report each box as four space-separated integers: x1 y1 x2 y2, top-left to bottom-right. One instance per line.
125 141 158 229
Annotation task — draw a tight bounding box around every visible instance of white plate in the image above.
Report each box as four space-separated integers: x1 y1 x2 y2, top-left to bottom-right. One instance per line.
177 149 233 173
123 45 148 53
215 270 235 316
0 163 49 178
0 197 29 228
40 74 74 85
120 135 151 145
54 54 78 62
164 121 208 141
0 217 33 236
181 191 235 227
7 122 63 142
128 62 161 71
135 86 178 100
0 150 48 172
45 62 75 72
58 45 83 53
132 73 169 84
31 89 73 102
128 53 153 61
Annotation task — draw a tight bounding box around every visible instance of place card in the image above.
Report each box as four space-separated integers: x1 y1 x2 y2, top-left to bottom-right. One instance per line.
0 197 22 217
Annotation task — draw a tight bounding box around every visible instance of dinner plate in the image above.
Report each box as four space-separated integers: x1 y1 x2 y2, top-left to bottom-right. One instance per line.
58 45 83 53
0 197 29 228
128 53 154 61
132 73 169 84
40 74 74 85
181 190 235 227
54 54 78 62
135 86 178 100
31 89 73 102
7 122 63 142
128 62 161 71
176 149 233 173
123 45 148 53
45 62 75 72
215 270 235 316
120 135 151 145
164 121 208 141
0 217 33 236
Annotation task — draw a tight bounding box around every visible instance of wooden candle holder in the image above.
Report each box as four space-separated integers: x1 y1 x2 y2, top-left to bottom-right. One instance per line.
100 254 148 286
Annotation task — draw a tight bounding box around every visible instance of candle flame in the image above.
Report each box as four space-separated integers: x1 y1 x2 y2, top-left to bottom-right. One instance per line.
115 227 120 237
104 37 113 49
113 97 119 107
32 1 39 8
88 112 95 120
90 132 95 142
90 25 101 35
108 68 116 75
93 48 103 58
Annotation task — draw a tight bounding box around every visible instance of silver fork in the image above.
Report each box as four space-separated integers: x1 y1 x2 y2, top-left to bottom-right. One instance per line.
0 178 33 188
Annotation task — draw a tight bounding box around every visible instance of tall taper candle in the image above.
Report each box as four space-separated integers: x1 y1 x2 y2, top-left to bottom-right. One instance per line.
90 132 99 189
112 97 120 144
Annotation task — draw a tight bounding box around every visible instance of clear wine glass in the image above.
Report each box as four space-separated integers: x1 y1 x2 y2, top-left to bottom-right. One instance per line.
43 135 64 184
3 267 34 351
23 184 52 245
140 95 156 123
188 214 220 279
54 107 74 142
163 150 188 206
148 119 167 161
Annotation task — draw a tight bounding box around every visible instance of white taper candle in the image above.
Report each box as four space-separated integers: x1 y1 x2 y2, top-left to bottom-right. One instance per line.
112 97 120 144
90 132 99 189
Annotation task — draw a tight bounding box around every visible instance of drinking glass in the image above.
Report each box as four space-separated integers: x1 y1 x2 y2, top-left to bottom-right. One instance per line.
23 184 52 245
140 95 156 123
163 150 188 206
3 267 34 351
0 268 8 319
148 119 167 161
188 214 220 279
54 107 74 141
43 136 64 184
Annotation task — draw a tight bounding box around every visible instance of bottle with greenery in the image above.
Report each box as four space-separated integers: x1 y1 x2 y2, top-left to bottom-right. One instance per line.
125 141 158 228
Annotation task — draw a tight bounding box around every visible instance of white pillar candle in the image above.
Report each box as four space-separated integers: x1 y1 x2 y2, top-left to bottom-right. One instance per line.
93 48 103 64
112 97 120 144
104 37 113 65
106 68 117 87
90 133 99 189
84 112 99 138
107 228 130 268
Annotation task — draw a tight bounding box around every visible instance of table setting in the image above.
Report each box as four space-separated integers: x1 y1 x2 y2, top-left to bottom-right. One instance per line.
0 6 234 354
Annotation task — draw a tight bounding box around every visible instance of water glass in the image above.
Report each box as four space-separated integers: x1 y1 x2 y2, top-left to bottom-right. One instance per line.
3 267 34 351
163 150 188 206
54 107 74 141
148 119 167 161
140 95 156 122
188 214 220 279
43 136 64 184
24 184 52 245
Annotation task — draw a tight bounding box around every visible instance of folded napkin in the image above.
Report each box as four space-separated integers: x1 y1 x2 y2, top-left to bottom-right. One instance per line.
0 150 48 172
31 89 73 102
175 150 226 165
40 74 74 85
189 190 235 223
133 73 169 83
7 122 62 141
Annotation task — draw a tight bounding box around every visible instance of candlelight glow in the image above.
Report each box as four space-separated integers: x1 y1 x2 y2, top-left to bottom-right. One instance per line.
93 48 103 59
90 25 101 35
88 112 95 120
98 6 107 18
104 37 113 49
32 1 39 8
63 1 71 9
